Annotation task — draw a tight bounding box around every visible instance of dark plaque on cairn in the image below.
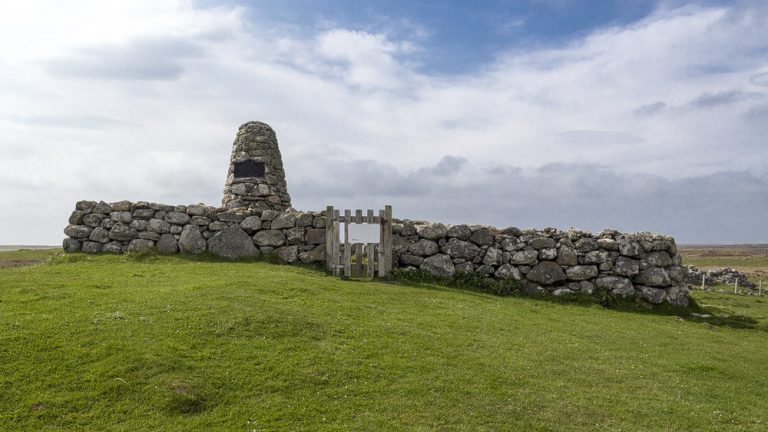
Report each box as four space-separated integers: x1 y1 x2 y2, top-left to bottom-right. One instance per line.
233 160 265 179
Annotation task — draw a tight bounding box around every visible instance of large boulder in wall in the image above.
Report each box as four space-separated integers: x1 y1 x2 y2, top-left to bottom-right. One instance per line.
208 225 259 259
179 225 207 254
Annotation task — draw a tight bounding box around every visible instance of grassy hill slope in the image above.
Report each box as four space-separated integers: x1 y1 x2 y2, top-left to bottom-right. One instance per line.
1 251 767 431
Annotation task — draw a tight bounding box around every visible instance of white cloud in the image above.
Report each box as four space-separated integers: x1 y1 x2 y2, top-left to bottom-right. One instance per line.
0 1 766 244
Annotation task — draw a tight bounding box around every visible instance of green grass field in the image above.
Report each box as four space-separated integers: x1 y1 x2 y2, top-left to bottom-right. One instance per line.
1 250 767 431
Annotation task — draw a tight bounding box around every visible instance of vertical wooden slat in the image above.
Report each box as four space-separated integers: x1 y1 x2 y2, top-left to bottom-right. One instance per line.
383 205 393 276
366 209 374 224
355 209 363 224
378 209 386 277
344 209 351 278
332 210 340 276
355 243 363 276
367 243 375 277
325 205 334 272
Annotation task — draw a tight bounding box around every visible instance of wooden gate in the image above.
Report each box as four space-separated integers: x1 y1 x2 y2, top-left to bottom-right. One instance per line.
325 205 392 278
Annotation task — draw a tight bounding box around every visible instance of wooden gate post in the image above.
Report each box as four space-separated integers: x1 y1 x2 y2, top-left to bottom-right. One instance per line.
325 205 334 272
343 209 352 279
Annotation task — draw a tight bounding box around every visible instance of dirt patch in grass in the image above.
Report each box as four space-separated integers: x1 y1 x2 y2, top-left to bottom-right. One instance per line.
0 259 45 269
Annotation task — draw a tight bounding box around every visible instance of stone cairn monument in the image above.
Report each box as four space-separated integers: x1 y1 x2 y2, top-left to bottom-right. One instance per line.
221 121 291 211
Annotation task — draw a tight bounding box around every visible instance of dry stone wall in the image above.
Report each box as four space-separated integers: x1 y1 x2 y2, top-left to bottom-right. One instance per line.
390 220 689 307
63 200 326 265
63 201 690 307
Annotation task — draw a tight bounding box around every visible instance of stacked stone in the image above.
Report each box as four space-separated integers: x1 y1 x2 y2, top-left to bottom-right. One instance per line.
684 265 756 289
63 200 325 264
63 201 691 307
391 222 690 307
221 121 291 211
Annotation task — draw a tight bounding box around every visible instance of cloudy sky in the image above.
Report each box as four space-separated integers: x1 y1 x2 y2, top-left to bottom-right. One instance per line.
1 0 766 245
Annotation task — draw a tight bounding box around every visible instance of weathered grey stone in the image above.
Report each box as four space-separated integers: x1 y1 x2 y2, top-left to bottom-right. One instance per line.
454 262 475 273
636 267 672 287
275 246 298 263
63 238 81 252
102 242 123 253
639 286 666 304
68 210 86 225
179 225 207 254
64 224 92 239
208 225 259 259
476 265 495 275
574 238 598 252
298 245 325 263
483 247 502 266
109 211 132 223
165 212 191 225
138 231 161 241
110 200 131 211
147 218 171 234
254 229 286 247
170 225 183 235
127 239 154 252
156 234 178 254
538 248 557 261
566 265 598 281
416 223 448 240
82 213 106 228
470 228 494 246
89 227 111 243
186 204 209 216
76 200 97 211
132 209 155 220
217 211 245 223
556 246 578 266
645 251 673 267
613 256 640 277
261 210 281 221
286 227 304 245
526 261 567 285
271 213 296 229
109 222 139 241
400 254 424 266
208 221 227 231
129 220 148 232
596 276 635 297
552 288 574 297
666 285 689 307
400 223 417 236
240 216 262 232
569 281 595 295
446 224 472 240
443 238 481 259
420 254 455 278
190 216 211 226
305 229 326 245
82 241 102 254
409 239 439 256
667 265 685 283
528 237 556 250
92 201 112 214
312 216 326 229
296 213 314 227
511 249 539 265
618 238 644 258
597 238 619 251
495 264 522 280
581 250 610 264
